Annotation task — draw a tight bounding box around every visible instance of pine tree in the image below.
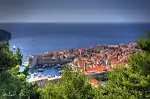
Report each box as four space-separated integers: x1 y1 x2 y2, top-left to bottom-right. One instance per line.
98 33 150 99
15 47 23 66
40 66 94 99
0 41 17 73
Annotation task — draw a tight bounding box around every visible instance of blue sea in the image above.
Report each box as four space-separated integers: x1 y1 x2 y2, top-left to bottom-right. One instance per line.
0 23 149 57
0 23 150 77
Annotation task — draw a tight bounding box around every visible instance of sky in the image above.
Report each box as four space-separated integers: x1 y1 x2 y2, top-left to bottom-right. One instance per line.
0 0 150 23
0 0 150 56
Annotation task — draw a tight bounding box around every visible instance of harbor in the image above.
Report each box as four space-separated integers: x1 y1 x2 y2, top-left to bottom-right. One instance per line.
30 67 61 77
22 42 141 87
26 66 63 82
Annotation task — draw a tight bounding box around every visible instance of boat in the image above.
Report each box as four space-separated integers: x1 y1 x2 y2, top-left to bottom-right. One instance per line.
31 74 34 77
59 70 64 74
37 68 44 72
13 45 16 50
61 65 65 67
42 75 45 77
57 64 61 66
54 66 58 68
49 64 52 67
58 68 61 70
34 72 38 75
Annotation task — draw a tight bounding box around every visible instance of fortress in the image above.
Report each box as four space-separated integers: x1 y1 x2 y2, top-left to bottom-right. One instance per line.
27 53 75 68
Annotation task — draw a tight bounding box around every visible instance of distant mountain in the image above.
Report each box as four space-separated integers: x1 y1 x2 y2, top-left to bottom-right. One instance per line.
0 29 11 41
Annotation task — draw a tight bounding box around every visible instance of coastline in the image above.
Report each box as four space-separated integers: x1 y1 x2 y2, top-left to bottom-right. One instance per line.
25 42 140 87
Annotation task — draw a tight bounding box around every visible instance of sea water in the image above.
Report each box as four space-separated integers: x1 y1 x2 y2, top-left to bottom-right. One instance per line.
1 23 149 77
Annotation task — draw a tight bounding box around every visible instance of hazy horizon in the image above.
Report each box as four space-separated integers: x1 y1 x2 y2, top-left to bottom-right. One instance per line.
0 23 149 57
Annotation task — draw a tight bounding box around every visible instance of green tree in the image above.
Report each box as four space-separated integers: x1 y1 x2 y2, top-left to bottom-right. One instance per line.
15 47 23 66
137 33 150 53
0 41 39 99
0 71 22 98
40 66 94 99
37 33 150 99
97 33 150 99
19 82 40 99
0 41 17 73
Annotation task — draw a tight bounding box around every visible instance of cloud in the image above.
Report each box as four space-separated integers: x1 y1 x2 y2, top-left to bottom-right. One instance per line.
0 0 150 23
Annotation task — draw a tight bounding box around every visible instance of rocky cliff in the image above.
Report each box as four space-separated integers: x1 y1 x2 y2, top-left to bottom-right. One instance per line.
0 29 11 41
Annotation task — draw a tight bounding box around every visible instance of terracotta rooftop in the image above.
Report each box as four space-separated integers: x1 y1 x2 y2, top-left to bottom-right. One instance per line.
85 65 102 73
90 79 99 86
78 60 85 67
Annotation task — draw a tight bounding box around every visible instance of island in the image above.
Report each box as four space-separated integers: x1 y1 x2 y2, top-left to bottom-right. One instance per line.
0 29 12 42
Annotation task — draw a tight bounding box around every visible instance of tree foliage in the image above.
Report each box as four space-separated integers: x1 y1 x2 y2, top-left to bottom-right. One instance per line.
0 41 39 99
1 32 150 99
40 66 94 99
97 33 150 99
137 33 150 53
0 42 17 73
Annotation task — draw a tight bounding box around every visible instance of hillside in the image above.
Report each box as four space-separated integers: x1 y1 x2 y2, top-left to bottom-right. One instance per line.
0 29 11 41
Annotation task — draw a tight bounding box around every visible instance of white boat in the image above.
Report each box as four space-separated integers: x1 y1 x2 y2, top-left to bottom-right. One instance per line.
57 64 61 66
61 65 65 67
59 70 64 74
13 45 16 50
37 68 44 72
54 66 58 68
58 68 61 70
